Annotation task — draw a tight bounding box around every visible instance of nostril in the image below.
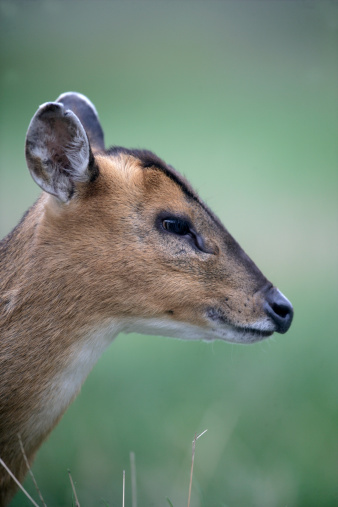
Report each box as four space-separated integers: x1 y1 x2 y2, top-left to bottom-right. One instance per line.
264 287 294 334
271 302 289 319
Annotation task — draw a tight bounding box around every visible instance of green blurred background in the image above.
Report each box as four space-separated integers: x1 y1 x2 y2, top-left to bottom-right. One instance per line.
1 1 337 506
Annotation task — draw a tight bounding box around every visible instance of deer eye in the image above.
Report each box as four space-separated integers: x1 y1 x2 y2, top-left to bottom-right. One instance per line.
162 218 190 236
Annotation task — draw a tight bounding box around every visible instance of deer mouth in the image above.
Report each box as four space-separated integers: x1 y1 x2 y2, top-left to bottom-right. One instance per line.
205 307 275 343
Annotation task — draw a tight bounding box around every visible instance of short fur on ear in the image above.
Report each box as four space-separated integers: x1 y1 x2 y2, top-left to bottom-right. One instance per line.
56 92 105 153
25 101 98 202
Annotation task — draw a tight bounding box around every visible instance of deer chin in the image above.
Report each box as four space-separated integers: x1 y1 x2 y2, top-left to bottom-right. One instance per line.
209 323 274 344
120 315 273 345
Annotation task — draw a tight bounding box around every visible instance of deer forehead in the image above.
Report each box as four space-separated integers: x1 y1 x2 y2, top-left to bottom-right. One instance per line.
93 153 202 220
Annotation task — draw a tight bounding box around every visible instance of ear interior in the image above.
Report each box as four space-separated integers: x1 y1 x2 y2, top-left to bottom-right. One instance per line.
25 102 97 202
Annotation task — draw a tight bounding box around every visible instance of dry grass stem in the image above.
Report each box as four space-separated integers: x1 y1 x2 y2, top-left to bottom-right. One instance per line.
68 469 80 507
187 429 208 507
130 451 137 507
0 458 40 507
122 470 125 507
18 434 47 507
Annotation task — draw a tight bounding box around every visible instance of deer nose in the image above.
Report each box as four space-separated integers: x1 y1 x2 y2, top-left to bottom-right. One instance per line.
263 287 294 334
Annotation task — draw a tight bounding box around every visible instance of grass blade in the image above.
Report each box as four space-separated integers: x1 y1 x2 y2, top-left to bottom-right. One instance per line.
0 458 40 507
18 434 46 507
122 470 125 507
68 469 80 507
187 430 207 507
130 451 137 507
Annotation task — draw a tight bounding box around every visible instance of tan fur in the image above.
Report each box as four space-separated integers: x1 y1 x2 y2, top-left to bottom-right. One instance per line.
0 94 293 505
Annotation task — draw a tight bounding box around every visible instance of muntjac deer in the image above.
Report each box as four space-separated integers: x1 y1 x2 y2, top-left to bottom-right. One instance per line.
0 92 293 505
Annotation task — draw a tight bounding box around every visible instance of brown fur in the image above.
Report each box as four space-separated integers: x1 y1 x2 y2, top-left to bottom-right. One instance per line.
0 93 292 504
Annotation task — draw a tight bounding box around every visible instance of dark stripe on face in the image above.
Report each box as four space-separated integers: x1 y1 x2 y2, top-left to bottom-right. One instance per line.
105 146 223 229
105 146 267 287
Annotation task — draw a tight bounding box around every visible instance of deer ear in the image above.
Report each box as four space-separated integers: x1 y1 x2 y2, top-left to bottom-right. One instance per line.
25 101 98 202
56 92 105 152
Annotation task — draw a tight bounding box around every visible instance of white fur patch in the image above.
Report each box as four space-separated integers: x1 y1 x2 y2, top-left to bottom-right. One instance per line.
123 315 275 344
27 320 122 441
29 311 274 440
123 317 211 341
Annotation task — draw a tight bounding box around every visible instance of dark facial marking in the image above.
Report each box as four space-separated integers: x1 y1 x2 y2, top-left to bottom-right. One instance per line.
105 146 222 230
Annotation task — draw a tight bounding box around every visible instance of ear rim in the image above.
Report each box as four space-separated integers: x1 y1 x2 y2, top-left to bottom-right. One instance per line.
25 101 97 203
55 91 105 153
57 91 100 117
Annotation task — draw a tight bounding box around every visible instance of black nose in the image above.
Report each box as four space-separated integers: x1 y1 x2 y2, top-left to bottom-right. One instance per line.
264 286 294 334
